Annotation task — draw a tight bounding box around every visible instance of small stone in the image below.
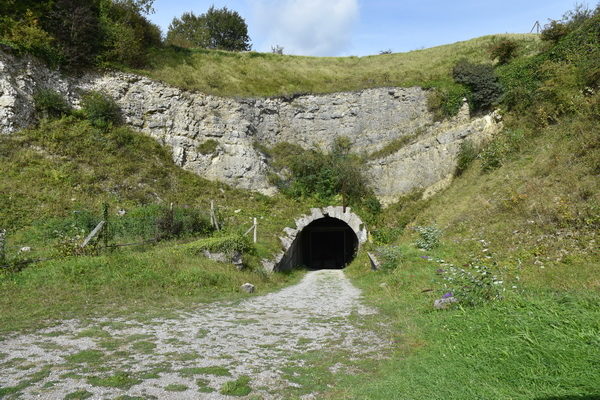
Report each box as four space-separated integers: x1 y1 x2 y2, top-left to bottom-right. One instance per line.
434 296 459 310
379 282 388 288
117 209 127 216
20 246 31 252
240 283 255 293
234 209 241 213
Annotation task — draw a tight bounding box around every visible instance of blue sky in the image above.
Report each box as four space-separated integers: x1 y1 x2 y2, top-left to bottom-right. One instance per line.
148 0 582 56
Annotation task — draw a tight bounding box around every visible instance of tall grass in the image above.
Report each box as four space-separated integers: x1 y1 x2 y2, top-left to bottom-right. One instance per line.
135 34 541 97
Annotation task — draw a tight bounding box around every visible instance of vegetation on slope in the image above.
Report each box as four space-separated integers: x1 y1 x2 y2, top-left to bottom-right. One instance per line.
329 9 600 399
0 115 312 332
137 34 541 97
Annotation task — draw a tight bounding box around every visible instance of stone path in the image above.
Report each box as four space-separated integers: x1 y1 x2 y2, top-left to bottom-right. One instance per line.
0 270 388 399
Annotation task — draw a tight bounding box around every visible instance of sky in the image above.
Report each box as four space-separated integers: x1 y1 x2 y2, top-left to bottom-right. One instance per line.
148 0 584 56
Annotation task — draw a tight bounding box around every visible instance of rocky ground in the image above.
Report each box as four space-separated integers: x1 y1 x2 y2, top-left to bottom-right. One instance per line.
0 270 389 399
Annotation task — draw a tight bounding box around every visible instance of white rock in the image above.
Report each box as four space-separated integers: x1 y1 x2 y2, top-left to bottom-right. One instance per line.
240 283 255 293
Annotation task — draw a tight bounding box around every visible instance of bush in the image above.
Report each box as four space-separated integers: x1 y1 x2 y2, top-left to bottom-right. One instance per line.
0 13 60 64
426 83 470 120
455 139 478 176
376 245 403 271
80 91 121 129
488 38 519 65
452 60 503 113
414 225 442 250
99 0 162 67
33 89 72 119
439 264 504 306
268 138 379 210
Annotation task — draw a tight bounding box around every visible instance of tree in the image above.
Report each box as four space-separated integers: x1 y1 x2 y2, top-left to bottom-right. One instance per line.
166 6 251 51
166 12 209 48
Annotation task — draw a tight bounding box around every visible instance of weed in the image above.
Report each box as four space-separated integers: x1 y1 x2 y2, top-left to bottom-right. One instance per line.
220 375 252 396
164 383 188 392
64 390 93 399
87 372 141 389
65 350 105 364
414 226 442 250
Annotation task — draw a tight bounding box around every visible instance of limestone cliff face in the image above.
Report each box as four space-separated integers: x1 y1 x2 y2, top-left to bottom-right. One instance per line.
0 50 501 203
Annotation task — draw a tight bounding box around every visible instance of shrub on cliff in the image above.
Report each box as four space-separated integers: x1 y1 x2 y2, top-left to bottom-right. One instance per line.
79 91 122 130
453 60 503 113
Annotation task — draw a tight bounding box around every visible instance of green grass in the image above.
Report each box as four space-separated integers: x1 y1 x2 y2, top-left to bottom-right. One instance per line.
64 350 105 364
64 390 93 399
219 375 252 396
87 372 141 389
0 116 319 333
164 384 188 392
136 35 541 97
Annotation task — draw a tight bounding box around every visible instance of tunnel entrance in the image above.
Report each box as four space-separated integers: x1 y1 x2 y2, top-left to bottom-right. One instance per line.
300 217 358 269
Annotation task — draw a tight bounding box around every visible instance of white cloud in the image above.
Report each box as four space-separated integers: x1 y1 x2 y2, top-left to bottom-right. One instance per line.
250 0 359 56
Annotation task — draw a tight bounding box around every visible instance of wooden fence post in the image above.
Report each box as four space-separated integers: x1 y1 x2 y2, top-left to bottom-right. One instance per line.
253 218 257 244
103 203 110 249
211 200 220 231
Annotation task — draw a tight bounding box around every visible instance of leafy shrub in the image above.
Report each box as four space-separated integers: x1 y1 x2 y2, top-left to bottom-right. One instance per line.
426 83 470 120
439 264 504 306
33 89 71 119
268 137 380 211
452 60 503 113
480 139 507 172
414 225 442 250
54 227 99 257
371 227 403 245
80 91 121 130
43 0 102 69
488 38 519 65
376 245 403 271
541 20 571 43
455 139 478 176
0 13 59 64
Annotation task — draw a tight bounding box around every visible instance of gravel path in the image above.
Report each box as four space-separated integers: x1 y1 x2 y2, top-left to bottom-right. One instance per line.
0 270 388 399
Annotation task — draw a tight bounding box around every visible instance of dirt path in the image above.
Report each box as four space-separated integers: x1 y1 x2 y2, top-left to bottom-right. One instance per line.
0 270 388 399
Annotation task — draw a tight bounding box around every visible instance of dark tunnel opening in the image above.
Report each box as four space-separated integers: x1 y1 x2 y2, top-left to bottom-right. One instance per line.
299 217 358 269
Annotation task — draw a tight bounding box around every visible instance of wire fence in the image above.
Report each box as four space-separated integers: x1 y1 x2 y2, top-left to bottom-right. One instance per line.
0 202 222 272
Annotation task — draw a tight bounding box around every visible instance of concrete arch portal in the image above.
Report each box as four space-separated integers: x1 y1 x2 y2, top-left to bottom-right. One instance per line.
270 206 368 271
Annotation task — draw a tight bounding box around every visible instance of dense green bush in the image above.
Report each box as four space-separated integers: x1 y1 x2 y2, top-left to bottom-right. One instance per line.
33 89 72 119
0 13 60 64
488 37 519 65
426 82 470 120
452 60 503 113
0 0 162 69
268 138 380 211
80 91 121 129
376 245 404 271
99 0 162 67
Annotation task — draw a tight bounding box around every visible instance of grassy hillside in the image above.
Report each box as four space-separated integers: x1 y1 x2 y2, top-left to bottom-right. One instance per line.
329 13 600 399
137 34 541 97
0 117 314 332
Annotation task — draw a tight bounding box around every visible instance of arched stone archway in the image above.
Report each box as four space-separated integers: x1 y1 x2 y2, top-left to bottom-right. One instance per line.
263 206 368 272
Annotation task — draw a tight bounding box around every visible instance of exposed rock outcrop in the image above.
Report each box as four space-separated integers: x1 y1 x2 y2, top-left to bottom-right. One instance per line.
0 50 501 202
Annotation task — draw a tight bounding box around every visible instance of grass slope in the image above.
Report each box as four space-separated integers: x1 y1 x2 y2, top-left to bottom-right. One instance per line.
0 117 315 332
137 34 541 97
